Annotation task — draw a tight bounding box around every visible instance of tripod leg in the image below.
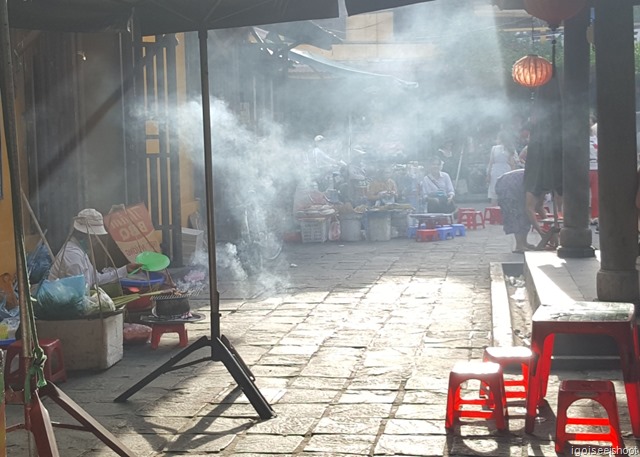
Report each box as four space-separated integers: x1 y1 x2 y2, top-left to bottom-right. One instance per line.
212 337 275 420
27 390 60 457
221 334 256 381
40 383 135 457
114 336 210 402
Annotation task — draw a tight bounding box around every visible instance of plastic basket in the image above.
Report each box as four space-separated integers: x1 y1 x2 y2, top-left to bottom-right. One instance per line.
300 218 329 243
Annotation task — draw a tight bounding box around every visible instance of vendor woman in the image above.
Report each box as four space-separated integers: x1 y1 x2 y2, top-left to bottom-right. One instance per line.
48 208 140 288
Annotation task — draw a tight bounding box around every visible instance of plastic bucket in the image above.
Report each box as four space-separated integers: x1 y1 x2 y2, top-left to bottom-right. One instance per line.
367 212 391 241
340 216 362 242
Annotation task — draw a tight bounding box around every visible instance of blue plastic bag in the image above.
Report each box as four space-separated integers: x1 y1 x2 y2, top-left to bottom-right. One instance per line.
35 274 87 320
27 242 52 284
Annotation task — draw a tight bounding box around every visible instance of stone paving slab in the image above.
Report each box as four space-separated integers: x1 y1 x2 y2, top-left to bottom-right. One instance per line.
5 211 617 456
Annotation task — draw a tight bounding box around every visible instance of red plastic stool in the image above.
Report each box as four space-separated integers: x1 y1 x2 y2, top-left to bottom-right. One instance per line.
457 208 475 224
150 323 189 349
555 380 624 454
416 229 438 242
525 302 640 436
482 346 532 400
459 211 485 230
483 207 503 225
5 338 67 387
445 360 508 431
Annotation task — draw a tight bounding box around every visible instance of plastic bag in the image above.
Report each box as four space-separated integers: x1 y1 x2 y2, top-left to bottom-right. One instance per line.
0 291 19 320
83 288 116 316
27 242 52 284
35 274 87 320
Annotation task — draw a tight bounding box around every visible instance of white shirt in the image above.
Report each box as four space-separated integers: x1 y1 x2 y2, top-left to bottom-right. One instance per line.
421 171 455 199
48 237 127 289
589 135 598 171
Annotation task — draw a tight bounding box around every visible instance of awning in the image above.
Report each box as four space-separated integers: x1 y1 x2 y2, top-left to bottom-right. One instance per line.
288 48 419 89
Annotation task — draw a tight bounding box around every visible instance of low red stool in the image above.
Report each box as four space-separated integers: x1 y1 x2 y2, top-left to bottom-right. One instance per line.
416 228 438 242
457 208 475 224
483 207 503 225
5 338 67 387
481 346 532 400
445 360 508 431
555 380 624 454
459 210 485 230
150 323 189 349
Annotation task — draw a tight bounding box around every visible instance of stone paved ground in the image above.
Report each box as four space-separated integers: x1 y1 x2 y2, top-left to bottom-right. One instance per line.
6 213 632 456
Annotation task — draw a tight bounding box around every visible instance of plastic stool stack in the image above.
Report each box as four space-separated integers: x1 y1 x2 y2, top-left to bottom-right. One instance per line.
5 338 67 387
445 360 508 431
555 380 624 454
483 207 503 225
458 210 485 230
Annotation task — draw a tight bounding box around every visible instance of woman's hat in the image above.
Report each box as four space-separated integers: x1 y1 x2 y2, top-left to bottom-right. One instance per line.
73 208 108 235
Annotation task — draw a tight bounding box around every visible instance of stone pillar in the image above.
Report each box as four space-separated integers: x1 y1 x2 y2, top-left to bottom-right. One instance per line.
558 8 594 258
594 1 639 302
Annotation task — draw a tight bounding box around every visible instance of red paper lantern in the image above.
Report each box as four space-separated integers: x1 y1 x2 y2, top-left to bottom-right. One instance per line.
512 54 553 88
524 0 587 29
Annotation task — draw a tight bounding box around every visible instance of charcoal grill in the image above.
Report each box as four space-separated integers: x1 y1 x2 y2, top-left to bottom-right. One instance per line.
151 286 205 317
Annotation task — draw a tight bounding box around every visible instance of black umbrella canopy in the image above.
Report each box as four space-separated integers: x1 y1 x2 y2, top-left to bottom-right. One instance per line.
345 0 435 15
8 0 436 35
7 0 341 34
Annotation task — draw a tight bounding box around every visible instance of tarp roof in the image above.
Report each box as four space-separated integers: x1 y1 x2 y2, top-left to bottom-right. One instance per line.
7 0 435 36
289 48 419 89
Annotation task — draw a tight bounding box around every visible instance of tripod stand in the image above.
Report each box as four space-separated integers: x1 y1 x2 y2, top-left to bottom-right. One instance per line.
114 29 275 420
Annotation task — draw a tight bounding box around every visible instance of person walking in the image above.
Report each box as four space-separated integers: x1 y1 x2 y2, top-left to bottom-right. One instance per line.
589 117 599 226
487 131 517 205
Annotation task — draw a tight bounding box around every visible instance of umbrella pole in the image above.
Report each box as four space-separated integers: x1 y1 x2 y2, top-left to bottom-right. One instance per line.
0 1 136 455
114 29 275 420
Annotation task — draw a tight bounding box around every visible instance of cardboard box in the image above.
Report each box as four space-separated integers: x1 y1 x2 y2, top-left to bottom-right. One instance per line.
35 312 124 371
182 227 205 264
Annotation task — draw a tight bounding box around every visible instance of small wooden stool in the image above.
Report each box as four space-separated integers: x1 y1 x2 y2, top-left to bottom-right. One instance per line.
5 338 67 387
555 380 624 454
150 323 189 349
445 360 508 431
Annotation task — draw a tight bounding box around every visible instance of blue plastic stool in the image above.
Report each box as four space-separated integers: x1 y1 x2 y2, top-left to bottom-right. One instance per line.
452 224 466 237
407 226 418 239
436 226 454 240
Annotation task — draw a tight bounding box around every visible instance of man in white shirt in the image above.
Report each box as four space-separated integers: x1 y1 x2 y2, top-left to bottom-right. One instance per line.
48 208 140 289
421 156 456 213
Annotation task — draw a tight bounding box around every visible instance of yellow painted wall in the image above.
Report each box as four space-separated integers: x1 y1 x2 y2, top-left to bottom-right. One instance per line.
175 34 200 226
0 108 16 276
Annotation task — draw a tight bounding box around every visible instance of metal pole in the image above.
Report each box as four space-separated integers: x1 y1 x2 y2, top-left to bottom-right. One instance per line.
198 29 221 338
0 0 33 391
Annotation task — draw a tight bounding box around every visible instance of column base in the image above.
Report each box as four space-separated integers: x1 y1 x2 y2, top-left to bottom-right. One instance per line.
557 245 596 258
596 269 640 303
